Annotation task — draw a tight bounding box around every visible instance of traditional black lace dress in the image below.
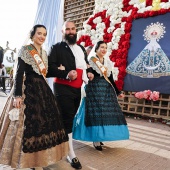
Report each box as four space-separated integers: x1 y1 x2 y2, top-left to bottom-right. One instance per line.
73 56 129 142
0 45 69 169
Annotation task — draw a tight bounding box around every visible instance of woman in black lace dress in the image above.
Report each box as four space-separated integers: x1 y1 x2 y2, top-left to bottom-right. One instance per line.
73 41 129 151
0 24 68 169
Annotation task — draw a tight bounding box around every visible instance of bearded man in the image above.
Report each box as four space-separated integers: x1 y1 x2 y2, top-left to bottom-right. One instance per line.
47 21 94 169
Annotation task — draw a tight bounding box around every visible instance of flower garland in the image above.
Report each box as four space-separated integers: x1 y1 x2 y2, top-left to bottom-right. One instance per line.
134 90 160 101
77 0 170 90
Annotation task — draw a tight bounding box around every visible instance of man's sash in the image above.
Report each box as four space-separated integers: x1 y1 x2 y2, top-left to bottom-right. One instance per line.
91 56 114 88
26 45 47 79
54 68 83 88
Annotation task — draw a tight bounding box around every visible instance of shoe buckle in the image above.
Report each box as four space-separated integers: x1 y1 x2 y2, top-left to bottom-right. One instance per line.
73 157 79 163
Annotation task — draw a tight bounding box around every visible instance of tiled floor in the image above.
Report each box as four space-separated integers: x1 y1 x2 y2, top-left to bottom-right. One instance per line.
0 92 170 170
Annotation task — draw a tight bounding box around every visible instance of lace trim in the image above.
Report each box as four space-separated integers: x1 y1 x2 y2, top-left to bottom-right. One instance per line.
18 46 48 75
89 56 112 77
23 129 68 153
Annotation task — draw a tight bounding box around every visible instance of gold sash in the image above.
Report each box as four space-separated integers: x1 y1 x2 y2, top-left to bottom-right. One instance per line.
91 56 114 88
26 45 47 82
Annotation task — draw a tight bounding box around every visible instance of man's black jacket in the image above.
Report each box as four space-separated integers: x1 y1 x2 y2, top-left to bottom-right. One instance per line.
47 42 91 79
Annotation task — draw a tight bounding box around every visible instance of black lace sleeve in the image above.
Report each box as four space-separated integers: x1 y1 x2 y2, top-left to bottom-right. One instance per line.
13 57 25 97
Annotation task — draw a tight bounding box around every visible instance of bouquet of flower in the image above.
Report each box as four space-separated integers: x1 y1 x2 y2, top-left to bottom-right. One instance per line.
149 91 160 101
134 90 160 101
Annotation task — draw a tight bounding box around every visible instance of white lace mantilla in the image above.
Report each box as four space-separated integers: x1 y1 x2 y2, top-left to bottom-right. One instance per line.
18 46 48 75
89 56 113 77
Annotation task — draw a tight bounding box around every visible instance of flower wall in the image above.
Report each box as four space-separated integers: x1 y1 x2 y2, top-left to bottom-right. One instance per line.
77 0 170 90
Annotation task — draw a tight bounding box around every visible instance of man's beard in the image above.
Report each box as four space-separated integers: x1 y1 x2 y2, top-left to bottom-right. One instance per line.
65 34 77 45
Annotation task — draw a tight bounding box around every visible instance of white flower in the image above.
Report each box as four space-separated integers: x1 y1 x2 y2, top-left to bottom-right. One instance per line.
77 31 83 39
107 47 113 54
90 34 96 39
125 9 132 17
96 22 106 29
133 4 140 9
161 2 170 9
110 18 120 26
119 3 123 9
84 24 91 30
112 66 119 81
83 20 88 26
112 42 119 50
129 0 140 5
90 29 96 35
107 42 112 49
86 31 92 36
94 6 104 13
94 33 103 40
106 8 113 16
113 29 122 36
80 42 85 46
101 2 109 10
92 39 98 45
115 36 121 42
107 45 112 52
107 26 115 33
93 17 102 24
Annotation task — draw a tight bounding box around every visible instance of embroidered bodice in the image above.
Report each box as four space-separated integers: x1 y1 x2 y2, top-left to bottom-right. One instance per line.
13 45 48 97
89 55 120 95
89 56 113 77
18 45 48 75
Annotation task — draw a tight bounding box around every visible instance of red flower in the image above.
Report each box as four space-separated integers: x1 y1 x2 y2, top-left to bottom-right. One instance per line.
103 33 112 42
122 48 128 54
116 50 123 58
119 65 126 73
149 11 155 17
103 16 110 28
124 23 132 32
122 41 130 49
125 33 131 40
115 59 122 66
143 11 150 18
77 35 92 47
122 17 127 22
159 9 168 14
115 79 124 90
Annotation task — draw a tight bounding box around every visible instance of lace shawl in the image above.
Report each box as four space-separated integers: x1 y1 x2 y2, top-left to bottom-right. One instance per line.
18 46 48 75
89 56 113 77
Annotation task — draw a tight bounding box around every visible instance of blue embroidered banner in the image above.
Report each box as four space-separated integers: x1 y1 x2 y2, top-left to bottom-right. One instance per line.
123 12 170 94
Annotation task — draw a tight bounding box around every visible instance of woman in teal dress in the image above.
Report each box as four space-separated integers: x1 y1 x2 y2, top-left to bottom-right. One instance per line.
73 41 129 151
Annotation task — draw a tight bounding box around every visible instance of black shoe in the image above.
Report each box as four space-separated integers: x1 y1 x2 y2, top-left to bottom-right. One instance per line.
100 142 104 145
93 142 102 151
70 157 82 169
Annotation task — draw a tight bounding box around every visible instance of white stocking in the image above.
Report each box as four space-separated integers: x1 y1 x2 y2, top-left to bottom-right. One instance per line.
93 142 100 146
68 133 76 160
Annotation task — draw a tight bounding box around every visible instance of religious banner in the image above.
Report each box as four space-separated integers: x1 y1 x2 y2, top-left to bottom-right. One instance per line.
124 12 170 94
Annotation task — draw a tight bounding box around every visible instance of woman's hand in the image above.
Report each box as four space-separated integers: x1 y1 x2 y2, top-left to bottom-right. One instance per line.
13 97 22 109
58 64 65 70
86 64 90 68
87 72 94 81
118 92 125 98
